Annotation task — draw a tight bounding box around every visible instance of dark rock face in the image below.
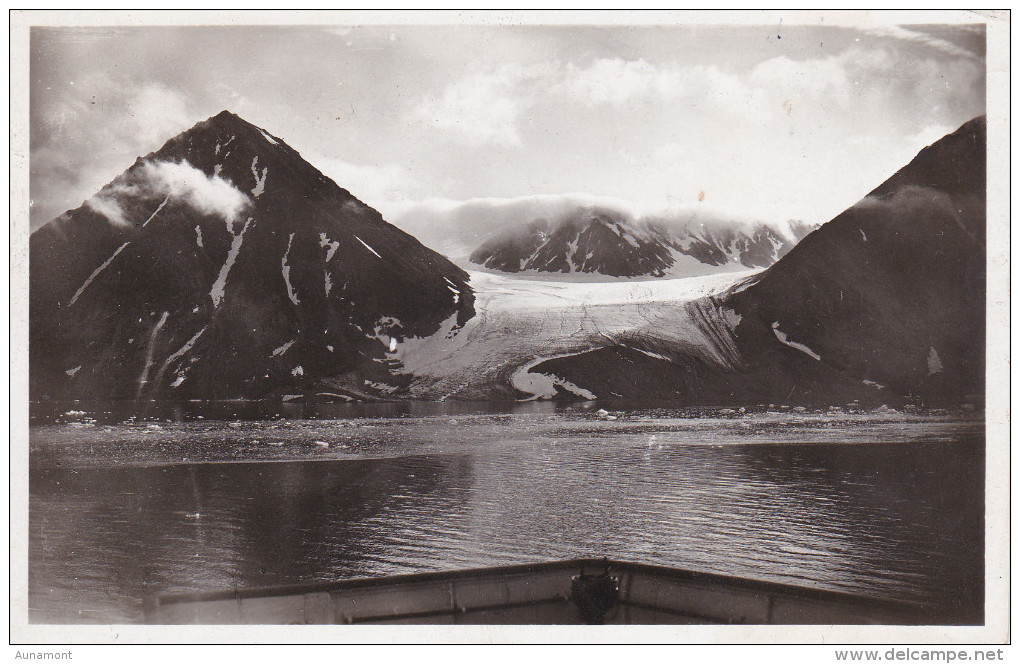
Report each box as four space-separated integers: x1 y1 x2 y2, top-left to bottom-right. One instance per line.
725 116 986 404
469 208 813 277
530 117 986 406
31 111 475 401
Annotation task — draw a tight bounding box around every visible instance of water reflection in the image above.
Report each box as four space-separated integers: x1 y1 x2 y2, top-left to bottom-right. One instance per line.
29 420 982 624
31 455 473 622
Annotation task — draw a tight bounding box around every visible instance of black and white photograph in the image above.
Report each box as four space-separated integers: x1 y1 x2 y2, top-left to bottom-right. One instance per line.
10 9 1009 646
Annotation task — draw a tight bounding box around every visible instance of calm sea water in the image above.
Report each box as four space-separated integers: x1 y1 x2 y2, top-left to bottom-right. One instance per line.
28 405 984 624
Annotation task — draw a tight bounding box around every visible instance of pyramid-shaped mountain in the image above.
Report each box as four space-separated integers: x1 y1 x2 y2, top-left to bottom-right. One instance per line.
30 111 475 401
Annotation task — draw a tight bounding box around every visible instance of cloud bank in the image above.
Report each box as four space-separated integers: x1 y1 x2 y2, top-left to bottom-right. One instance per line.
30 22 985 237
389 193 806 262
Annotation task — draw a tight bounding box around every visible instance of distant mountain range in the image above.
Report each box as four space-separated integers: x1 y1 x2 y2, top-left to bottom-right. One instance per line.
469 209 814 277
526 116 986 405
30 111 475 401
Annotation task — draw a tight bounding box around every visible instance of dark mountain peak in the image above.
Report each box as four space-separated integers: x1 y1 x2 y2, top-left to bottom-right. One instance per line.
721 117 986 404
196 109 273 137
151 111 297 167
869 115 986 202
158 110 281 153
125 109 371 231
30 113 476 401
470 205 807 276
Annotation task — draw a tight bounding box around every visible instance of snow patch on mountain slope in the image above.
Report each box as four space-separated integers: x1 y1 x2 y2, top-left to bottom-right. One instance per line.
209 216 254 308
564 236 579 271
272 339 295 357
558 380 598 400
510 354 597 400
630 347 673 363
136 311 170 397
365 381 399 394
621 228 641 249
353 235 382 259
141 196 171 227
195 225 204 248
69 196 175 307
927 347 943 375
68 242 130 306
319 233 340 262
720 307 742 328
281 233 300 305
256 127 279 145
772 322 821 361
154 325 209 390
161 326 207 371
363 317 405 357
250 157 268 197
443 276 461 304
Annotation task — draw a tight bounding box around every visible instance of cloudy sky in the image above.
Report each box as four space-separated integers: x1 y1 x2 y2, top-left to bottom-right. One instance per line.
29 14 986 242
